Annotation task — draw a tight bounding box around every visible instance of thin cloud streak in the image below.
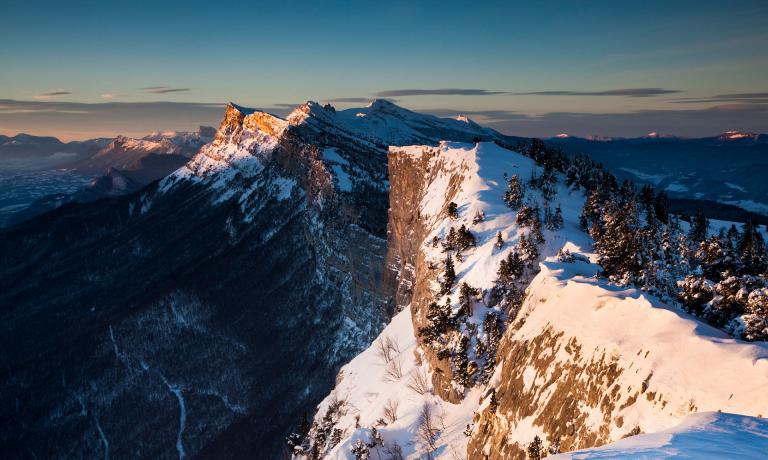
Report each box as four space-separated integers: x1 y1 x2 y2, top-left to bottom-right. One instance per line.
33 90 72 100
140 86 190 94
375 89 505 97
669 92 768 104
513 88 680 98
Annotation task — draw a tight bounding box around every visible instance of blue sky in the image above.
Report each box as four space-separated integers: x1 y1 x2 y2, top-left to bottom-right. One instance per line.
1 0 767 139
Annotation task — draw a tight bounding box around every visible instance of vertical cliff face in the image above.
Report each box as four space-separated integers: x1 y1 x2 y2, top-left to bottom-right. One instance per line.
305 141 768 459
386 144 475 402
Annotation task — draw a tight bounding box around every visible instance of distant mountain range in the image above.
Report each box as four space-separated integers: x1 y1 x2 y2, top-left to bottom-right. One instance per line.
3 124 767 229
0 127 214 225
549 130 768 144
547 131 768 216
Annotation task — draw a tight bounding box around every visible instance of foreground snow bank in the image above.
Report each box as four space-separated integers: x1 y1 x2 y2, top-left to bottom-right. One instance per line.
554 412 768 459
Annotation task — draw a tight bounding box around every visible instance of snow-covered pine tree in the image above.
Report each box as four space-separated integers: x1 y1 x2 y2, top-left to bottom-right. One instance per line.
519 233 540 267
742 287 768 340
527 436 544 460
594 200 642 283
447 201 459 219
452 335 472 387
497 250 524 285
442 254 456 293
457 282 479 319
504 174 524 209
443 227 457 252
552 204 564 230
488 388 498 413
456 225 476 251
580 189 603 231
738 220 768 275
351 438 369 460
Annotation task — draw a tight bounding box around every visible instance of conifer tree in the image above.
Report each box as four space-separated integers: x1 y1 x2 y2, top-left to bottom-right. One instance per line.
519 233 540 266
654 190 669 224
452 335 472 386
419 299 453 344
497 251 524 285
443 227 457 251
488 388 498 413
688 208 709 244
351 439 369 460
456 225 476 251
552 205 564 230
595 200 642 282
504 174 524 209
457 282 479 319
442 254 456 293
495 231 504 248
527 436 544 460
447 201 459 219
580 189 603 230
739 220 768 274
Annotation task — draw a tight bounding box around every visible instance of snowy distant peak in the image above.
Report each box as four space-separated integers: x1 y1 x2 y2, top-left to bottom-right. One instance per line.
718 130 760 141
141 127 214 145
365 98 397 109
97 135 177 157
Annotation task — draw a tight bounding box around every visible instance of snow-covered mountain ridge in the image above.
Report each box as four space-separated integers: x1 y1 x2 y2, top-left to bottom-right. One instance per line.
0 100 524 458
299 142 768 459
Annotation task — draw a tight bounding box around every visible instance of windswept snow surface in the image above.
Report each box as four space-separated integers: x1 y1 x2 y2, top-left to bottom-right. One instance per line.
312 142 768 459
554 412 768 459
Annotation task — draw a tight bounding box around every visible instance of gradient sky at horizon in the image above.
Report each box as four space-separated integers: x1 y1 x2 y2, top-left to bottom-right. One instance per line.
1 0 767 140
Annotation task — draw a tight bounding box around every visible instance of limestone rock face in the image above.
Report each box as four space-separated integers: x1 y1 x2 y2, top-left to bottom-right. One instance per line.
386 145 472 403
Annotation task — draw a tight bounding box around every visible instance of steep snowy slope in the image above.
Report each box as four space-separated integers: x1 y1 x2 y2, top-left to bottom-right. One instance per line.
302 142 768 459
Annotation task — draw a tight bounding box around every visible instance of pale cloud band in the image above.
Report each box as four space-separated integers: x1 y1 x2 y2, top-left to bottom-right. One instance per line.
140 86 190 94
512 88 681 97
0 98 765 141
374 87 681 98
